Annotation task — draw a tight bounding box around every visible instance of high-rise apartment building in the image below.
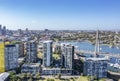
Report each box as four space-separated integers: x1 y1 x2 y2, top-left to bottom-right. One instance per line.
0 42 19 73
26 41 37 63
61 44 74 69
5 44 19 71
83 57 108 78
43 40 53 67
16 43 24 57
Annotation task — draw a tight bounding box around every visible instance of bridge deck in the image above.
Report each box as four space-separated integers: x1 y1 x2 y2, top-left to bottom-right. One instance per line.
75 50 120 58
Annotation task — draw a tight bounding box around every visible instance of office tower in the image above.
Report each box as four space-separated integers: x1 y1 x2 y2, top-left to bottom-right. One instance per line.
0 25 1 29
18 29 23 36
2 26 6 36
0 25 2 35
0 25 1 31
26 41 37 63
25 28 29 35
5 44 19 71
61 44 74 69
0 42 19 73
43 40 53 67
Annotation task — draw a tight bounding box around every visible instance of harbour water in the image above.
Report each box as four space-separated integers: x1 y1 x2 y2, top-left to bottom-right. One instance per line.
60 40 120 72
61 41 120 64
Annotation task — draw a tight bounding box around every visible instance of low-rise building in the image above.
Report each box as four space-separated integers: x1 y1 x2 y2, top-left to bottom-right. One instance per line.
0 72 9 81
21 63 41 74
42 67 72 75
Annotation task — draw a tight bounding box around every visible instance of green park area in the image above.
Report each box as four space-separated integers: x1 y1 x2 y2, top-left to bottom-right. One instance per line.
38 52 43 58
53 53 60 59
38 52 60 60
38 76 107 81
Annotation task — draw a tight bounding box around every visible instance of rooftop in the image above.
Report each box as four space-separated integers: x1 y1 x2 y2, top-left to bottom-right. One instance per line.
22 63 40 67
86 57 109 61
0 72 9 81
42 67 72 70
43 40 52 43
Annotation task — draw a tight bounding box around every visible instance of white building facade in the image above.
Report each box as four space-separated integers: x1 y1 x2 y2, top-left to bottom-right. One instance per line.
43 40 53 67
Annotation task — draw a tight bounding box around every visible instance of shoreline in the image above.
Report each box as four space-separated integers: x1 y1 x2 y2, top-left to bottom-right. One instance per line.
58 40 111 46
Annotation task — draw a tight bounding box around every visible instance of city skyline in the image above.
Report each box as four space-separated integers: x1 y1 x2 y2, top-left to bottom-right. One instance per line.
0 0 120 30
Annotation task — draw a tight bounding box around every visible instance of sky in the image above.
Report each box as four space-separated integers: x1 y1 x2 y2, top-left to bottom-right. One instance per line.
0 0 120 30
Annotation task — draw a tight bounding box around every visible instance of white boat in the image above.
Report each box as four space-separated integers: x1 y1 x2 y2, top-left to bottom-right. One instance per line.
116 46 119 49
109 45 113 48
113 63 120 68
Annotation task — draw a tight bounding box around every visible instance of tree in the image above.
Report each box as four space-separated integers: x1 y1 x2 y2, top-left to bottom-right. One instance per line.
27 73 31 79
17 78 21 81
19 73 27 80
47 78 55 81
9 71 17 81
36 72 41 80
28 78 32 81
57 73 61 79
29 73 33 80
87 76 91 81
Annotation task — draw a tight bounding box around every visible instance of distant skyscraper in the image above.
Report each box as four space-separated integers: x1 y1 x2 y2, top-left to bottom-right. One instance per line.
26 41 37 63
61 44 74 69
18 29 23 36
2 26 6 36
0 25 1 30
0 25 2 35
43 40 53 67
25 28 29 35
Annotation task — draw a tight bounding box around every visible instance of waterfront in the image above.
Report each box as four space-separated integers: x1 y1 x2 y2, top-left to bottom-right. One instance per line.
61 41 120 64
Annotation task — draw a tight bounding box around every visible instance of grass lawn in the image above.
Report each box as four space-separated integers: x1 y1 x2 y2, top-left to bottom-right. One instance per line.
53 53 60 59
77 76 88 81
38 52 60 59
38 76 78 81
38 52 43 58
39 78 78 81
